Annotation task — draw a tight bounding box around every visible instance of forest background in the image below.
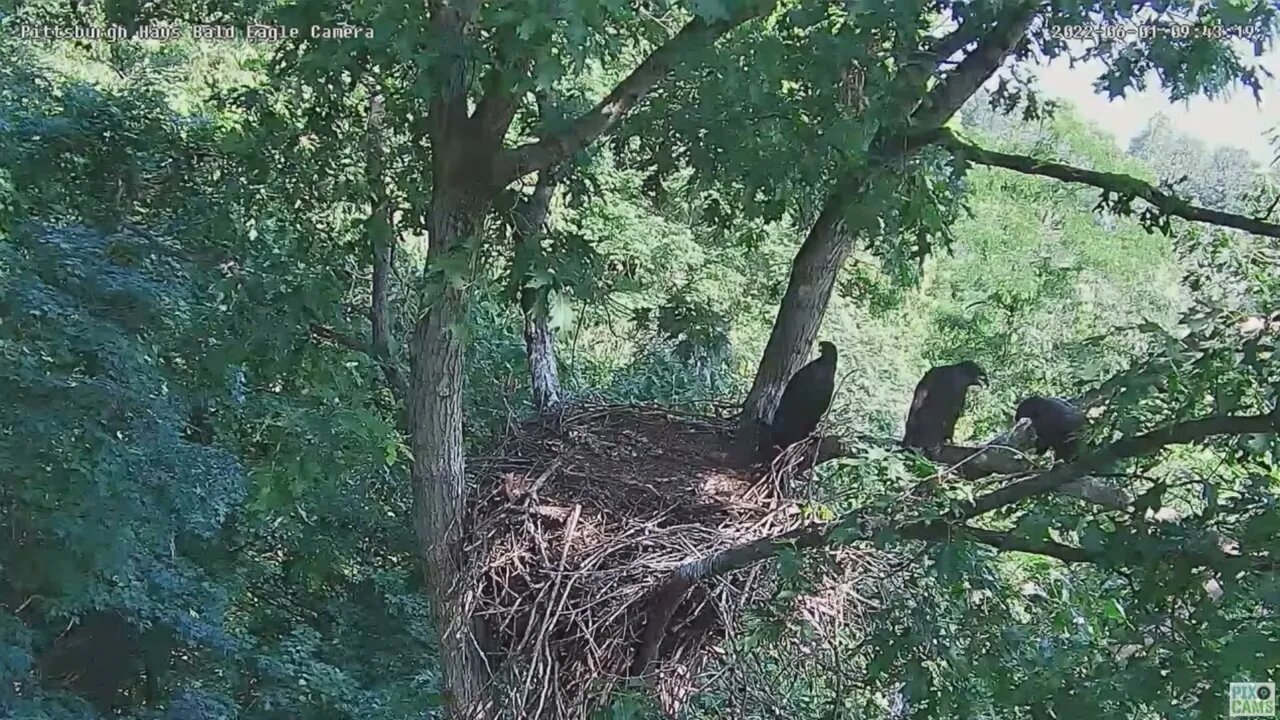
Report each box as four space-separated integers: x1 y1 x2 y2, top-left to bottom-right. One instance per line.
4 0 1280 718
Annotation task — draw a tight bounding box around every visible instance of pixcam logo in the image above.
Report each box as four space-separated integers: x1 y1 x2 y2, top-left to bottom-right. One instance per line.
1230 682 1276 717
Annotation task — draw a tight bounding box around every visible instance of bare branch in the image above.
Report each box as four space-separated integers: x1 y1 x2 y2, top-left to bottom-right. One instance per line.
938 128 1280 239
496 1 777 185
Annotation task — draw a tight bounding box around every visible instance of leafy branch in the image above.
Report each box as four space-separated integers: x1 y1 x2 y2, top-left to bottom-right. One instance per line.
909 3 1040 131
937 127 1280 239
496 0 779 185
308 322 409 400
632 407 1279 676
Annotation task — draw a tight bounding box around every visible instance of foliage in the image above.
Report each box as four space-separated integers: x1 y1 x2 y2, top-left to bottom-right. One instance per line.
1 221 245 717
3 0 1280 718
1 41 439 720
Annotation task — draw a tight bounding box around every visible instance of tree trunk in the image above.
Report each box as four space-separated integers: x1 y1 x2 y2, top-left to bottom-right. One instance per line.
523 304 561 414
513 171 562 415
366 95 401 393
732 198 855 463
409 192 492 719
730 3 1038 464
372 234 394 353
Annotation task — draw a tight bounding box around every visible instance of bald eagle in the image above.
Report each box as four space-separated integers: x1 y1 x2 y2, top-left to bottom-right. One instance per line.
1015 395 1085 461
902 360 988 450
763 341 839 460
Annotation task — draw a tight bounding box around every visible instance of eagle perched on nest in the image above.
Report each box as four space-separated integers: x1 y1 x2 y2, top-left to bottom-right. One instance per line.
761 341 838 461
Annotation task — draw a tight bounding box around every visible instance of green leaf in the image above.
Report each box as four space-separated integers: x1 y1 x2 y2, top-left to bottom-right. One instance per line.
547 293 575 330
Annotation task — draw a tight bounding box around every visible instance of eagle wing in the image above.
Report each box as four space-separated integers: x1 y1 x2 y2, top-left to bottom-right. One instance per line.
903 375 933 443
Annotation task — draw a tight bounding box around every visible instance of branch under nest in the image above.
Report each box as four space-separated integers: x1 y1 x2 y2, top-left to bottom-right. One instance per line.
463 402 1276 716
463 403 872 717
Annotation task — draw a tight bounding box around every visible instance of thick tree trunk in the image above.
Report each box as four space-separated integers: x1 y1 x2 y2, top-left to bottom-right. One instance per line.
732 198 855 463
513 172 562 415
405 3 778 715
409 192 492 719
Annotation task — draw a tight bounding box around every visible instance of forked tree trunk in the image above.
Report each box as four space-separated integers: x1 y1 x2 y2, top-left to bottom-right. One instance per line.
513 171 562 414
730 3 1038 465
405 4 785 716
732 198 856 463
409 192 492 719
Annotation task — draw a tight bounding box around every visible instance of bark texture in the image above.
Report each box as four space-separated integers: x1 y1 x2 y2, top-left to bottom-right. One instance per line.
366 95 403 394
523 307 562 414
514 171 562 414
732 199 855 463
410 193 492 719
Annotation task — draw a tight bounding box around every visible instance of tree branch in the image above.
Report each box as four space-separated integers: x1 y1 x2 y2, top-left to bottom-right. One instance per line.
737 5 1042 463
910 2 1039 130
908 524 1099 563
959 411 1280 519
495 1 777 185
309 322 367 353
365 95 405 398
938 128 1280 239
631 514 852 677
427 0 484 152
830 3 1038 192
924 420 1134 510
633 409 1279 676
923 10 1004 70
911 524 1276 573
513 169 564 414
309 323 409 399
1069 355 1173 411
471 52 529 147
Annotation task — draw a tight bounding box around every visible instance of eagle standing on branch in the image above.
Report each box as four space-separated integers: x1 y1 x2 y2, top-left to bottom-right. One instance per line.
902 360 988 452
1014 395 1085 461
760 341 838 462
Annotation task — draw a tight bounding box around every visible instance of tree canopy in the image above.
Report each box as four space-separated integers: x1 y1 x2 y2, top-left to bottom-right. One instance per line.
3 0 1280 718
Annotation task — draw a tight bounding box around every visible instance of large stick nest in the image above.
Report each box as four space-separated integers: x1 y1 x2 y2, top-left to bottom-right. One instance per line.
465 403 852 718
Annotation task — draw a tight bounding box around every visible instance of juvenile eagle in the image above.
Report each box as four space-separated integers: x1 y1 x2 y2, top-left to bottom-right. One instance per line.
902 360 988 450
1014 395 1085 461
764 341 839 459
